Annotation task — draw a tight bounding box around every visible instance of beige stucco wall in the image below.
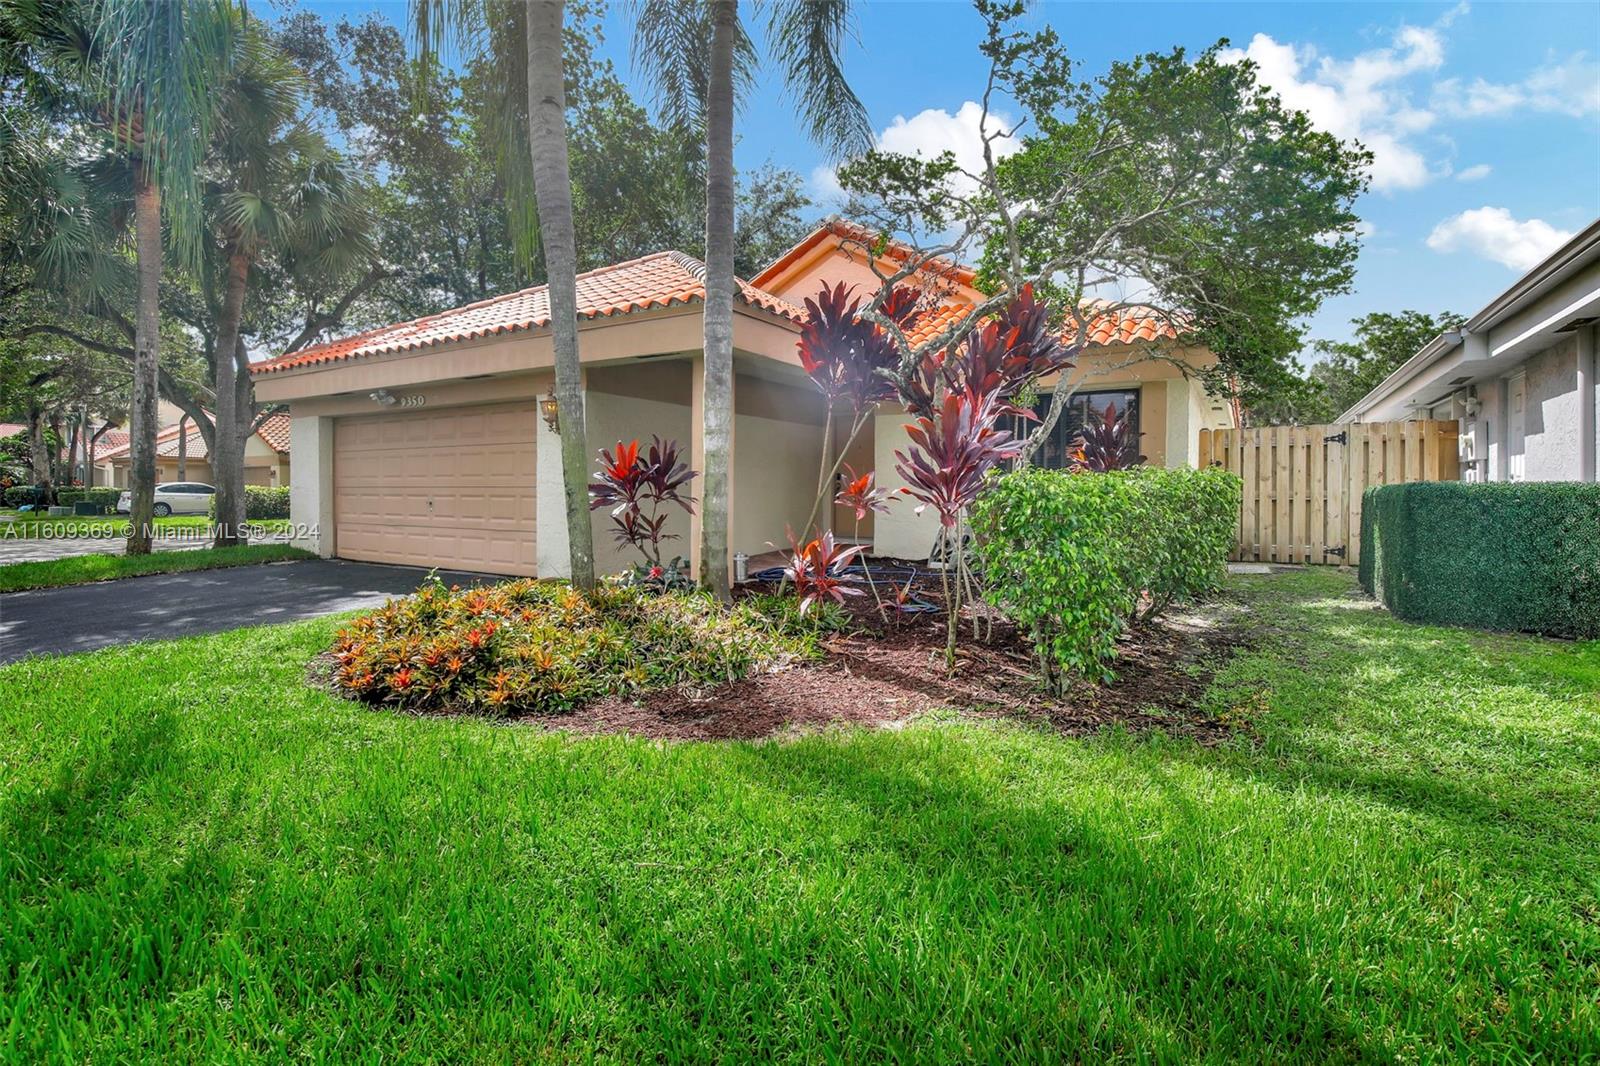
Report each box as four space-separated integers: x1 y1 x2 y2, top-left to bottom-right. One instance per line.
583 373 695 577
732 407 825 558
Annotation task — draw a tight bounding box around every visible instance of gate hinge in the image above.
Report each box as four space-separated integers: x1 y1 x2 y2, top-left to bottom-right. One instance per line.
1325 545 1347 558
1323 430 1348 445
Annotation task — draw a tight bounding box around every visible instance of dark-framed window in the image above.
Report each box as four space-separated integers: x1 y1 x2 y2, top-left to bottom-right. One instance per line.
1019 388 1142 470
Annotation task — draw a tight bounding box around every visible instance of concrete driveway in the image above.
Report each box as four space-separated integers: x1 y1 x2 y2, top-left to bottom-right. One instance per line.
0 559 496 664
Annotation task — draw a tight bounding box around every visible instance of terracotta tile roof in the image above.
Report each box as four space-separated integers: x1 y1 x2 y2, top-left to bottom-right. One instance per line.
92 429 129 456
253 412 291 452
253 251 804 376
897 298 1181 352
155 428 209 460
97 421 182 461
98 412 290 461
0 422 25 439
1074 300 1183 347
752 218 980 291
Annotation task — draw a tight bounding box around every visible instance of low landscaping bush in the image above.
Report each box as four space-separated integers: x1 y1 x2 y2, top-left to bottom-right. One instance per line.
331 579 829 716
4 485 41 508
1360 481 1600 638
972 466 1241 686
56 487 119 509
208 485 291 520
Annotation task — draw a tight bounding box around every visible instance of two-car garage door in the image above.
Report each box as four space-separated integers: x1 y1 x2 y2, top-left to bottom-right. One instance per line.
333 401 537 575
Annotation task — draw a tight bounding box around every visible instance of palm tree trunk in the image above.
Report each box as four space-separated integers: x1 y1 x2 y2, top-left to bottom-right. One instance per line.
525 0 595 589
699 0 738 601
211 246 251 547
127 167 161 555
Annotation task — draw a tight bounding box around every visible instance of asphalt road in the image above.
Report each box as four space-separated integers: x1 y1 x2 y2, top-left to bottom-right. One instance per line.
0 558 496 664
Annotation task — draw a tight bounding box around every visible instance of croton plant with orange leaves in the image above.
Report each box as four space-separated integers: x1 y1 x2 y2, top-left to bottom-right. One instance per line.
330 577 823 716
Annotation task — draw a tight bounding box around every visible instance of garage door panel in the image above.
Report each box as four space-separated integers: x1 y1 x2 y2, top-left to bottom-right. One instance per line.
333 402 537 576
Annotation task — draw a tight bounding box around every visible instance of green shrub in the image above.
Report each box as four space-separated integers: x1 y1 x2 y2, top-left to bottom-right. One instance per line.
4 486 41 507
1360 482 1600 638
1119 466 1242 622
972 466 1242 686
331 579 827 716
56 488 120 508
208 485 291 520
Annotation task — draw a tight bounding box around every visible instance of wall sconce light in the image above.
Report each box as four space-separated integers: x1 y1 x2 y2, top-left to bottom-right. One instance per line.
540 392 560 433
369 389 398 407
1464 393 1482 418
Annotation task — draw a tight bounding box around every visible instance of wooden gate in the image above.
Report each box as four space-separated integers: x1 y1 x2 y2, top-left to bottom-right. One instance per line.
1198 420 1458 564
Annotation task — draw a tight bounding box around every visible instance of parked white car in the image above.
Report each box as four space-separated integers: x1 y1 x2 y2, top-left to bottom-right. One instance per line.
116 482 216 517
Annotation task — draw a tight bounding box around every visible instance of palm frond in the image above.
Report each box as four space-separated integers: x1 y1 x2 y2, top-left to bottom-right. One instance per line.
766 0 871 157
88 0 234 266
629 0 754 132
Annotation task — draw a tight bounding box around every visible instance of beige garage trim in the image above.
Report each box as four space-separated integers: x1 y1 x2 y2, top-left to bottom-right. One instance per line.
333 401 537 576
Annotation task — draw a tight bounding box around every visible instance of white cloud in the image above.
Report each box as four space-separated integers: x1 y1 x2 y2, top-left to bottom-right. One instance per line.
1433 54 1600 118
1220 21 1446 192
1425 207 1575 270
1455 163 1492 181
809 100 1019 204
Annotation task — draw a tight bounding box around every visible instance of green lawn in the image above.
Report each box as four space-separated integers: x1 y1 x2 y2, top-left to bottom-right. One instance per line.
1 570 1595 1061
0 514 290 539
0 544 314 593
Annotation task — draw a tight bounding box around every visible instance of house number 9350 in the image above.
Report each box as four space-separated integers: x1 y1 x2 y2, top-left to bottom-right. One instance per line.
397 394 426 408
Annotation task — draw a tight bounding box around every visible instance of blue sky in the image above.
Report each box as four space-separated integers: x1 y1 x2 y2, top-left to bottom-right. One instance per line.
306 0 1599 355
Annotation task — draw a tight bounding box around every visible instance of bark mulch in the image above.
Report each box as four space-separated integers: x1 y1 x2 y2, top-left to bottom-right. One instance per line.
539 564 1251 743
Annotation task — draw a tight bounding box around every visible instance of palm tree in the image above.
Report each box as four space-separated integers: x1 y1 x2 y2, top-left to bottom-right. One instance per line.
203 21 372 546
632 0 871 599
80 0 231 554
414 0 596 589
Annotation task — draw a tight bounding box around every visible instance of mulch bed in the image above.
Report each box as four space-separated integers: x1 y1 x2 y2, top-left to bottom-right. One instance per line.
534 562 1251 743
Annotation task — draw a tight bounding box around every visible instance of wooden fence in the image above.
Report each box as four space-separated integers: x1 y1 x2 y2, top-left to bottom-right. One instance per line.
1198 420 1459 565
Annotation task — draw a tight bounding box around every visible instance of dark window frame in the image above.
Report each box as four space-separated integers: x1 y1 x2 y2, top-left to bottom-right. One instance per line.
1016 387 1142 470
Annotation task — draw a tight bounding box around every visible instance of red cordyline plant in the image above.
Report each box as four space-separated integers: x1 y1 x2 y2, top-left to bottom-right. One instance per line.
783 527 866 615
834 464 903 618
890 285 1078 664
1070 402 1145 472
797 281 924 535
900 284 1077 419
588 437 697 585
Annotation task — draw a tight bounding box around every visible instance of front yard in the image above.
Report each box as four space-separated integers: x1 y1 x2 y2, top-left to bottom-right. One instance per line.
0 544 314 593
2 569 1595 1060
0 514 291 538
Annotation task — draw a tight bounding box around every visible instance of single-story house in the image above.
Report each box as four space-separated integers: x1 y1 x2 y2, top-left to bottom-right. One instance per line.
251 221 1237 580
1339 217 1598 483
97 412 293 489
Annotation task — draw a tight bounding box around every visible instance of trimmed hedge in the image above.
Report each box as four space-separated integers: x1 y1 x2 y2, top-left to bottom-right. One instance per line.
208 485 291 520
972 466 1242 685
57 488 120 508
4 485 43 508
1360 482 1600 639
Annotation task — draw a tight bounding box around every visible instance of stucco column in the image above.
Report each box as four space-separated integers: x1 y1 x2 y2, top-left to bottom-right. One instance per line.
535 380 576 579
289 415 334 557
1579 325 1596 483
1163 378 1198 468
872 405 940 560
1485 378 1508 482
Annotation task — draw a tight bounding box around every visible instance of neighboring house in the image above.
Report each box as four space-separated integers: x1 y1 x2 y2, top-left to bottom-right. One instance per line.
251 222 1238 579
87 428 129 486
97 412 292 489
1340 218 1599 483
